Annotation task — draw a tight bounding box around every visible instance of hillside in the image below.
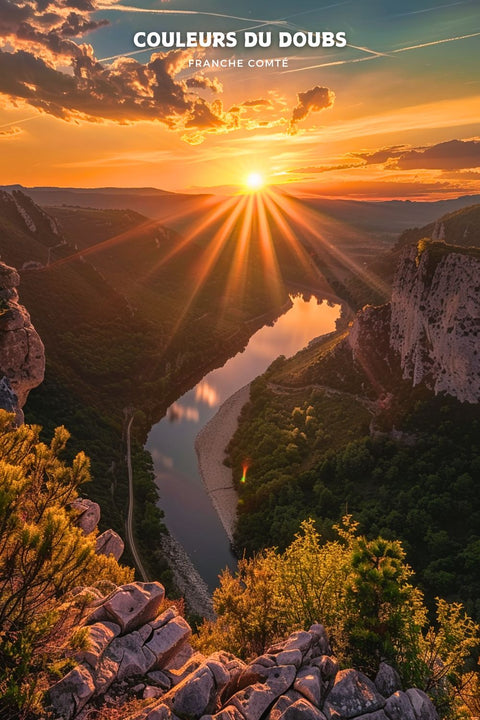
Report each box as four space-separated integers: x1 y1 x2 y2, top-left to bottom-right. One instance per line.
0 188 313 582
342 202 480 310
226 240 480 622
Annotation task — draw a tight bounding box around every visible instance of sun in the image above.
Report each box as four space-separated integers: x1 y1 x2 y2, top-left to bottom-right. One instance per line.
245 172 265 192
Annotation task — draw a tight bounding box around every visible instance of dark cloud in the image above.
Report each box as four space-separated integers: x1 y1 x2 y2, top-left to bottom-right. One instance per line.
355 140 480 170
353 145 408 165
291 162 363 174
288 85 335 134
0 0 335 143
185 75 222 94
241 98 273 109
396 139 480 170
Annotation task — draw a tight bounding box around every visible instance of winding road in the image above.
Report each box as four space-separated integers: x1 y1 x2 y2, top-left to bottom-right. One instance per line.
125 413 149 582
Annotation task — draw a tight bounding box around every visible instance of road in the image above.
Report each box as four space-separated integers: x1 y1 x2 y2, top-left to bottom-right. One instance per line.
125 413 149 582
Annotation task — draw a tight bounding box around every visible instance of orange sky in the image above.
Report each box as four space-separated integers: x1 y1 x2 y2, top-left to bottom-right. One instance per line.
1 0 480 199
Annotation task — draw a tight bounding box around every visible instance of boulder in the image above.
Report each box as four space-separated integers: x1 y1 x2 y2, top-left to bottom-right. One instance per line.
311 655 338 684
229 665 296 720
105 631 157 679
384 691 417 720
278 699 327 720
146 615 192 668
164 664 217 717
275 649 303 668
49 664 95 720
374 663 402 697
71 498 101 535
294 666 323 707
202 706 245 720
75 621 120 668
95 528 125 560
323 669 385 719
406 689 439 720
88 582 165 633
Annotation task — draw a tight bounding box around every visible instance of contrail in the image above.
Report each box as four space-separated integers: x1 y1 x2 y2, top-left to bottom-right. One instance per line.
392 30 480 52
0 115 41 129
96 4 288 25
282 30 480 73
393 1 466 17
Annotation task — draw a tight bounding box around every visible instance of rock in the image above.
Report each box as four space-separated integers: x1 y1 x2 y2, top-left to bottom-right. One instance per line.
375 663 401 697
92 655 119 694
278 699 327 720
95 528 125 560
0 263 45 422
147 670 172 691
0 376 17 413
71 498 101 535
49 664 95 720
294 666 322 707
165 664 217 717
323 669 385 719
389 246 480 403
229 665 296 720
308 624 331 655
202 706 245 720
75 621 120 668
384 691 417 720
88 582 165 633
311 655 338 683
280 630 314 655
275 649 303 668
144 685 163 699
105 630 157 679
354 712 388 720
406 689 439 720
165 652 206 686
146 616 192 668
0 264 20 289
206 658 230 692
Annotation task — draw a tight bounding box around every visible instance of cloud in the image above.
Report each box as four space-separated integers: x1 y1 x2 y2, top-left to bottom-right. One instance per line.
288 85 335 134
354 139 480 171
241 98 273 109
290 162 363 174
0 0 335 143
0 126 21 138
353 145 409 165
396 139 480 170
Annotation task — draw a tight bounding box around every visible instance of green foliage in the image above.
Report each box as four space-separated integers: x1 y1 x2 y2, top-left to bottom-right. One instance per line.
196 518 479 717
0 411 133 717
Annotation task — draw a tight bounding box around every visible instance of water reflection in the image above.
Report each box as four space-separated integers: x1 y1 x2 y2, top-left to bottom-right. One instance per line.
146 295 340 590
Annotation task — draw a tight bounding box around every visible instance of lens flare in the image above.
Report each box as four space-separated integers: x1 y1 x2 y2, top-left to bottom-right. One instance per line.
245 172 264 191
240 462 249 483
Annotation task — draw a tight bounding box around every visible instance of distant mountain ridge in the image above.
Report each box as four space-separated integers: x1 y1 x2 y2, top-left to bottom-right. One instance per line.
3 184 480 240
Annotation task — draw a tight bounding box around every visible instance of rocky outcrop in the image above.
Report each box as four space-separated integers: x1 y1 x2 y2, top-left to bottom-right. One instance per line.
390 244 480 403
0 262 45 422
348 243 480 404
48 582 439 720
95 528 125 561
71 497 125 561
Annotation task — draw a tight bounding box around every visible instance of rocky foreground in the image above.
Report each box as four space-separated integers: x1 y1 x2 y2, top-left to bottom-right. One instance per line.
49 581 439 720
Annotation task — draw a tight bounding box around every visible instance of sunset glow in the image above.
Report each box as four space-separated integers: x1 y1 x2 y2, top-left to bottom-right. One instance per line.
245 173 266 192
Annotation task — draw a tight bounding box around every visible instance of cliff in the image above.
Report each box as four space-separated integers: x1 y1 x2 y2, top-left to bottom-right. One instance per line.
348 242 480 404
0 262 45 422
48 580 439 720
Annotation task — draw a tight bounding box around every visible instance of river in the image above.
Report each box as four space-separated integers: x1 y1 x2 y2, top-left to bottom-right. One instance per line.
146 295 340 591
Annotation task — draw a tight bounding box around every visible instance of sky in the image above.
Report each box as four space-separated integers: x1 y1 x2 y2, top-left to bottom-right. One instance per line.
1 0 480 198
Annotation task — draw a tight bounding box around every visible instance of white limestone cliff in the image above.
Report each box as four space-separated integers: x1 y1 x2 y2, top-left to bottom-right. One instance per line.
390 245 480 403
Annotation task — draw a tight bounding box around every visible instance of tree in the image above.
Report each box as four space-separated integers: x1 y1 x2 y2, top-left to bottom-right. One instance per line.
0 411 132 716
